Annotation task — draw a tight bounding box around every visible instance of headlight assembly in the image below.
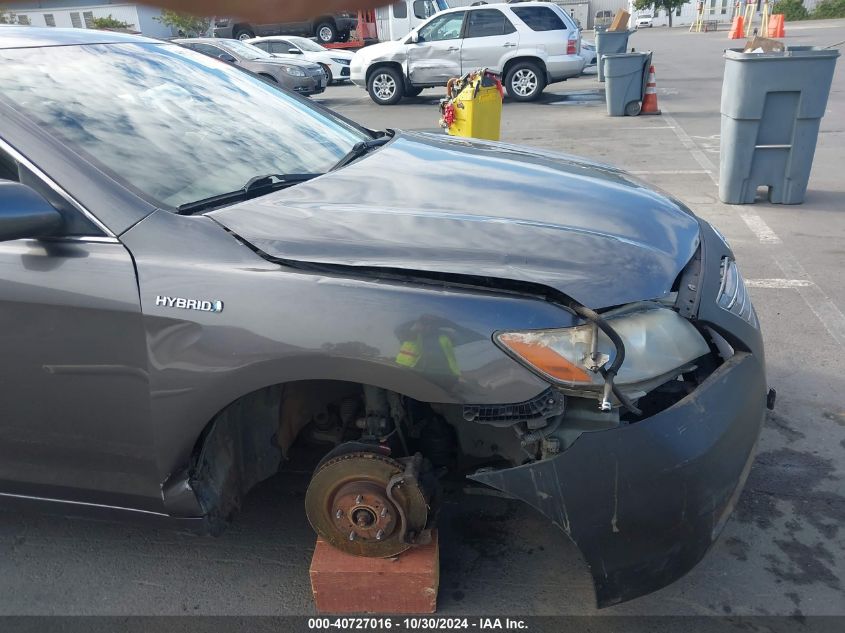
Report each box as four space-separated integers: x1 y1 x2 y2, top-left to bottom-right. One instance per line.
718 257 758 327
332 58 351 65
496 304 710 397
282 66 306 77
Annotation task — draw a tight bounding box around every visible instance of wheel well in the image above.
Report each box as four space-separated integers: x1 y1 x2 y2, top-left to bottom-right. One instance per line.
314 16 337 29
503 56 547 81
176 379 526 530
366 61 404 85
257 72 277 82
232 22 254 36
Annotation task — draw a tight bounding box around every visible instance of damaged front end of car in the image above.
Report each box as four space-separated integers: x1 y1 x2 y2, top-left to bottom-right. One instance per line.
191 132 769 607
465 219 768 607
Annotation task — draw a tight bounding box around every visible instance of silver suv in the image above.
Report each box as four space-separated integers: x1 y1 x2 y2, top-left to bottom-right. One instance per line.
351 2 585 104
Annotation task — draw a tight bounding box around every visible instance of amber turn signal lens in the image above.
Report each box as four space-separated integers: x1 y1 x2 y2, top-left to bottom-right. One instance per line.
498 334 593 383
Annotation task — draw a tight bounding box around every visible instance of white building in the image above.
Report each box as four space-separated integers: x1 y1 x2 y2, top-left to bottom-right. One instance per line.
2 2 174 38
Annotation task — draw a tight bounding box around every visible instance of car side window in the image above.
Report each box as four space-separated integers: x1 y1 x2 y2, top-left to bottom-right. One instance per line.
269 41 292 54
192 43 227 58
417 11 466 42
465 9 516 38
511 7 567 31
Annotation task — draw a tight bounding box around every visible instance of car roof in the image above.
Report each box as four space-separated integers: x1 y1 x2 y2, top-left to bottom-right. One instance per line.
0 25 162 49
442 1 560 13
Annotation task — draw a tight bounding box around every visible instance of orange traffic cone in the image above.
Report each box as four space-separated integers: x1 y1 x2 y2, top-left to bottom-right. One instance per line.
641 65 661 115
771 14 785 38
728 16 745 39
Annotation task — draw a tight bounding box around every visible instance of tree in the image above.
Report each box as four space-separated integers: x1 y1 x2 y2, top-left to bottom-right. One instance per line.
633 0 687 27
772 0 809 20
92 14 134 30
812 0 845 18
154 9 211 37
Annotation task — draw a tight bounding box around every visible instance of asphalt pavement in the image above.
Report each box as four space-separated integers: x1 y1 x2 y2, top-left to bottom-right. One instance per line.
2 20 844 619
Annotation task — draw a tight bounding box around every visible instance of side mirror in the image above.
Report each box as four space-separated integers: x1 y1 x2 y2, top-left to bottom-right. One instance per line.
0 181 63 242
218 53 237 63
288 48 302 54
409 32 420 44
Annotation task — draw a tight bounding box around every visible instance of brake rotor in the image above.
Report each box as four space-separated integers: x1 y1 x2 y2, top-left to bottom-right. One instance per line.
305 451 429 558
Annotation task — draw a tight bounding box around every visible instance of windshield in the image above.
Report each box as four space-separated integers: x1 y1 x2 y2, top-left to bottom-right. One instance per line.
0 43 367 210
219 38 272 60
291 37 326 52
436 0 450 10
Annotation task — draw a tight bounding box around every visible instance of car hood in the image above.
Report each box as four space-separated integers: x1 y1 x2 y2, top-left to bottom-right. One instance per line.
260 57 321 70
209 132 701 309
322 49 354 61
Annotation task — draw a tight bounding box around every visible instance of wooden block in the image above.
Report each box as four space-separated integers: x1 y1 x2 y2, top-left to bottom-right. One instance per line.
310 531 439 614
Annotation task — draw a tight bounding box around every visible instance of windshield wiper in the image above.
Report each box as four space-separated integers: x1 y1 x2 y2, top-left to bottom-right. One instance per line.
330 129 396 172
177 172 322 215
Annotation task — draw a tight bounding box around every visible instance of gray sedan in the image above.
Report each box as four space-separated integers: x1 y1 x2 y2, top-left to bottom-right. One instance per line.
175 37 327 96
0 27 768 609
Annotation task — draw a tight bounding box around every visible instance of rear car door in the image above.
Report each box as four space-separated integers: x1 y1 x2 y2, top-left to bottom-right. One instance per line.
0 142 156 507
407 10 466 86
460 8 519 74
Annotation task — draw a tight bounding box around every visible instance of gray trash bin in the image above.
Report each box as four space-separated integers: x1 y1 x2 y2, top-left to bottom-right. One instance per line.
596 29 633 82
720 47 840 205
604 52 650 117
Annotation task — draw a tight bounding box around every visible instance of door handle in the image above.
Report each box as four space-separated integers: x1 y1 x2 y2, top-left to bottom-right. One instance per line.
447 46 459 52
503 42 517 48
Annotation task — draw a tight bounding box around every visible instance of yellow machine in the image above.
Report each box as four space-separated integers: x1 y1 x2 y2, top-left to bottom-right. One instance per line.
440 70 503 142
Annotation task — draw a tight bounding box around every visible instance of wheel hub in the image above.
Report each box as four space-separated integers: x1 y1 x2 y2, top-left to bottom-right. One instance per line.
513 70 538 96
305 451 430 557
331 480 397 543
373 74 396 101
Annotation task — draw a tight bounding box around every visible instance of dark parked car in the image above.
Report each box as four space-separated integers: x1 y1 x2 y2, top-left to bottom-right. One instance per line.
0 27 769 608
175 37 327 96
213 12 358 44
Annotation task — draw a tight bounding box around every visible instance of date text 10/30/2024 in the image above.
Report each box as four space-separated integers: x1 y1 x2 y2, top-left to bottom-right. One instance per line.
308 618 530 630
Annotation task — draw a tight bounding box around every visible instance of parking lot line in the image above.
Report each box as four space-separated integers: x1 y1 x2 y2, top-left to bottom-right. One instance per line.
736 211 783 244
774 251 845 347
745 279 816 288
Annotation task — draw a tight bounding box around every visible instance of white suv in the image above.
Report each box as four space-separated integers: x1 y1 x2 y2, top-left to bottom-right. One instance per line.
351 2 585 105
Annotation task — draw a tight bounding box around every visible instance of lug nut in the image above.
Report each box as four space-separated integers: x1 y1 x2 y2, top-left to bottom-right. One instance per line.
380 507 388 518
355 495 363 505
376 529 384 541
335 509 343 519
349 531 356 541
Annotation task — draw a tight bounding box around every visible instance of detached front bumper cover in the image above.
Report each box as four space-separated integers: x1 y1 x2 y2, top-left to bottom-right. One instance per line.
471 349 766 608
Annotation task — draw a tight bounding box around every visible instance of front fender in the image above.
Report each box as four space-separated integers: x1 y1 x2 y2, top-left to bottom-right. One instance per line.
121 210 567 485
